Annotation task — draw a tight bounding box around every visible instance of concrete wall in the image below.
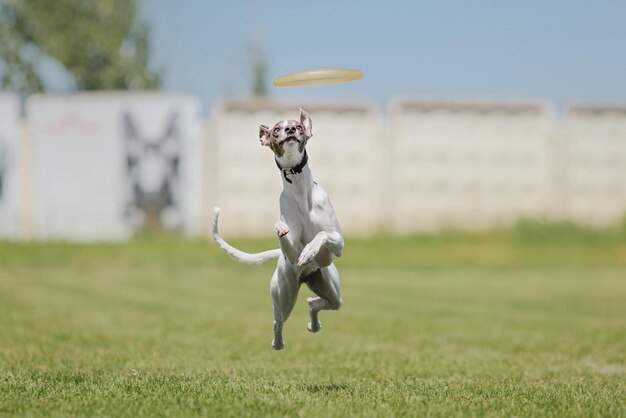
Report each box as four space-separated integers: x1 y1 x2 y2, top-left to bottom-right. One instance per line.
388 100 556 231
0 94 22 239
562 105 626 225
1 92 626 240
209 99 626 235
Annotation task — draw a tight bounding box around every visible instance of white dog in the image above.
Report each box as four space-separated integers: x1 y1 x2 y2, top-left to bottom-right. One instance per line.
212 109 343 350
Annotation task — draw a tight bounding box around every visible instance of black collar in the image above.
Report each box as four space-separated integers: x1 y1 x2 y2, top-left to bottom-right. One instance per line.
275 150 308 184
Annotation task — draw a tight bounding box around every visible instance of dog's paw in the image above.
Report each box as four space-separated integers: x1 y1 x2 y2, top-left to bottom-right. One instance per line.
307 298 323 333
272 338 285 350
307 297 325 312
297 248 316 267
298 233 329 267
274 220 290 237
297 239 322 266
307 321 322 333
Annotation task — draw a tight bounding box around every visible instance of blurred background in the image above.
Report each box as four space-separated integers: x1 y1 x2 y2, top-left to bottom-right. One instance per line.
0 0 625 240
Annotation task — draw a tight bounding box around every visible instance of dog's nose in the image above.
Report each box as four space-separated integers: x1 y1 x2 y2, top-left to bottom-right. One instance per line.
285 126 296 134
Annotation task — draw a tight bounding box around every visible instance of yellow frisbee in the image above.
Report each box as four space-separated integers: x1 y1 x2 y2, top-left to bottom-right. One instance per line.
273 67 363 87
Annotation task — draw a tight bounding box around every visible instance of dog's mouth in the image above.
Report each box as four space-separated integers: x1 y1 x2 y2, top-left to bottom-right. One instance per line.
281 135 300 144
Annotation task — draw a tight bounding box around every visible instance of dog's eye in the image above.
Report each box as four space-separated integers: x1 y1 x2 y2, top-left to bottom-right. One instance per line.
296 125 303 132
273 127 280 135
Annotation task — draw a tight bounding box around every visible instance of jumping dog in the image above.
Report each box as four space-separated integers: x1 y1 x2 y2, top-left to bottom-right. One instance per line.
212 109 343 350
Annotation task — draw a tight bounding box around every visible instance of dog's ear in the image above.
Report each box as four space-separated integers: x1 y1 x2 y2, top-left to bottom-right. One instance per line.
300 108 312 138
259 124 271 146
161 112 179 144
123 112 139 142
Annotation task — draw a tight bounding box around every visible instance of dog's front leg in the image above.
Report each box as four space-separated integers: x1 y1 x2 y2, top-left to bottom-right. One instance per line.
297 230 344 267
274 220 299 265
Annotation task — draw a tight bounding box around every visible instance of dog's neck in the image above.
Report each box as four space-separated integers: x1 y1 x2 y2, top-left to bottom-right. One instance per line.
275 149 314 206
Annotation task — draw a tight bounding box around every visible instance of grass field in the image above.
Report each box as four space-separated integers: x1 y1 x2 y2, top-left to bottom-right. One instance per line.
1 222 626 417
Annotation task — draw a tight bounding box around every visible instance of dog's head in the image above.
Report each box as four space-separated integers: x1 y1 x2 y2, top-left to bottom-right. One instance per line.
259 109 312 161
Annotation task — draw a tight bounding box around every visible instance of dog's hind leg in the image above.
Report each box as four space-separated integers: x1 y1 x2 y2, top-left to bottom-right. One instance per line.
305 264 342 333
270 261 300 350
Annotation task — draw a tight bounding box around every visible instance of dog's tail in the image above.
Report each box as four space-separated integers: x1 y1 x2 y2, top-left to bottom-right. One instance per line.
211 206 281 265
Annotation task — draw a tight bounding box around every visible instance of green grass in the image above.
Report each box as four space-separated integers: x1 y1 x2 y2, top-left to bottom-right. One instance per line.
1 226 626 417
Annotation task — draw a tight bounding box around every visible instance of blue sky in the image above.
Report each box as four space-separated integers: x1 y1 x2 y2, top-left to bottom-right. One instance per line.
141 1 625 110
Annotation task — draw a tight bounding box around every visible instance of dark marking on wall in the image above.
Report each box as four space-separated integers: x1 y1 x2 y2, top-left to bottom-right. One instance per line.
122 111 182 230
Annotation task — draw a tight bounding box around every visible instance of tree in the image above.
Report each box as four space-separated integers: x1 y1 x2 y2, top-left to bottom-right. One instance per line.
250 45 267 97
0 0 160 95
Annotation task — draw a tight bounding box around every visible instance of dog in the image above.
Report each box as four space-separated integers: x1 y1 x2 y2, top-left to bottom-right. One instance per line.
212 109 344 350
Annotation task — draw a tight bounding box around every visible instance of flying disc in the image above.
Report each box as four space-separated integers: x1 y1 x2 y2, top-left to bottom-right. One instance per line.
273 67 363 87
